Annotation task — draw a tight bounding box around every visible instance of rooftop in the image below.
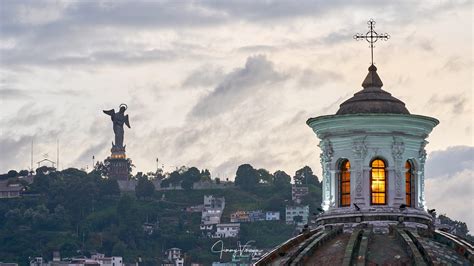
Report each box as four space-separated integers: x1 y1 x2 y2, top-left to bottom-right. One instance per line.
336 65 410 115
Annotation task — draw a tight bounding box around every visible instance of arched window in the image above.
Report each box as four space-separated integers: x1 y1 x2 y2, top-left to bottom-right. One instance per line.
371 159 387 205
405 161 414 207
340 160 351 207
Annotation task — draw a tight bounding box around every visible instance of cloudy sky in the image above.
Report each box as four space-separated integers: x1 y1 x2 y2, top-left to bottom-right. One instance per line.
0 1 472 228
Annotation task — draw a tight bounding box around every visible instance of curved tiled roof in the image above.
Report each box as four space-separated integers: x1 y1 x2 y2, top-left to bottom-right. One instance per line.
336 65 410 115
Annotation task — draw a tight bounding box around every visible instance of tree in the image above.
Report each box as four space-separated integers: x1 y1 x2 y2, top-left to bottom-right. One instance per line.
160 178 170 188
200 169 211 182
293 166 320 186
168 170 182 187
135 175 155 199
18 170 29 177
100 178 120 196
273 170 291 188
7 170 18 178
257 168 273 184
181 167 201 190
112 241 127 256
235 164 259 189
438 214 470 237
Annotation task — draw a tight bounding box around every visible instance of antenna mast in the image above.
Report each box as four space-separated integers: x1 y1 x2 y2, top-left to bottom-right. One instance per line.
31 138 34 172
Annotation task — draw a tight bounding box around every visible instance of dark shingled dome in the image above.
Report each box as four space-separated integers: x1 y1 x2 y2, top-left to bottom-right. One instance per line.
336 65 409 115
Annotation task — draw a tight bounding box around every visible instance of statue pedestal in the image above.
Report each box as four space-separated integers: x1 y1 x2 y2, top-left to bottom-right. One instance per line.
106 145 129 180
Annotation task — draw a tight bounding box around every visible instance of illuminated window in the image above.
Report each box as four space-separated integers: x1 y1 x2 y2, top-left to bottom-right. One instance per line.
340 160 351 207
371 159 386 205
405 161 414 207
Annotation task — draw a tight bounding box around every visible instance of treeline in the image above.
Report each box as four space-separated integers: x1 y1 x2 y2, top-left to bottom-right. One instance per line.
0 164 321 265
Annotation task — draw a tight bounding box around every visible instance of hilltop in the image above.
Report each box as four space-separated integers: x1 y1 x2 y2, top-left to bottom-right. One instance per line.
0 165 322 265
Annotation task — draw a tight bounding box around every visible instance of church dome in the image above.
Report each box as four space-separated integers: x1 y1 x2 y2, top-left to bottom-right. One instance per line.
336 65 409 115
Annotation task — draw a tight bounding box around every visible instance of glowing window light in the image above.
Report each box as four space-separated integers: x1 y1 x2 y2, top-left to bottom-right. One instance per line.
371 159 386 205
340 160 351 207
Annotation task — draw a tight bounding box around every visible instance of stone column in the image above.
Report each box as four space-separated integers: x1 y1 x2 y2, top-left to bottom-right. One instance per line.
319 139 333 211
418 141 428 210
392 137 405 206
352 138 367 206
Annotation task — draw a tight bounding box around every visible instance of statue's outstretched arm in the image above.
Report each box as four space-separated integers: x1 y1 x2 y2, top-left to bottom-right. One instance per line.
125 115 131 128
103 109 115 116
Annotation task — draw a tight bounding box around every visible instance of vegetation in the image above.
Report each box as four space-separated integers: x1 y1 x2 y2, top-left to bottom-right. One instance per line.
0 164 322 265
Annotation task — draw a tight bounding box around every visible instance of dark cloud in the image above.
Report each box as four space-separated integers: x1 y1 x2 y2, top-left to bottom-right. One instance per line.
190 55 287 117
425 146 474 178
1 1 466 69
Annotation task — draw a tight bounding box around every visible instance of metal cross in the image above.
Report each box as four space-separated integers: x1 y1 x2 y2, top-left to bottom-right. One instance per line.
354 19 390 65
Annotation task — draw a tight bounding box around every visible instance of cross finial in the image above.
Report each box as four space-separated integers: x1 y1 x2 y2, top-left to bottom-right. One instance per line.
353 19 390 65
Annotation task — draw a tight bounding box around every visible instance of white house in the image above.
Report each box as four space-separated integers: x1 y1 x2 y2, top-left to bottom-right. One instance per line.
31 253 123 266
265 211 280 221
203 195 225 209
286 205 309 225
215 223 240 238
91 254 123 266
201 195 225 225
165 248 184 266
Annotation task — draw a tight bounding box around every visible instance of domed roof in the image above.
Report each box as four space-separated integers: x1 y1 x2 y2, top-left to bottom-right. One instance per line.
336 65 409 115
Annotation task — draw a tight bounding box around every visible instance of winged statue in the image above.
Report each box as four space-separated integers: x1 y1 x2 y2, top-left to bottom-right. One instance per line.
103 104 131 148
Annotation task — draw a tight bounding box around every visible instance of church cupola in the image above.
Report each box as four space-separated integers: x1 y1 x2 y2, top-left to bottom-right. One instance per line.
306 20 439 228
336 65 409 115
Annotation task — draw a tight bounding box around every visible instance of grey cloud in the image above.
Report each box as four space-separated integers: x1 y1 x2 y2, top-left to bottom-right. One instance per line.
0 46 179 67
320 31 353 45
428 94 468 114
426 170 474 231
442 56 471 72
0 135 32 171
1 1 466 69
73 141 109 168
6 107 54 127
190 55 287 117
237 45 278 53
418 39 434 52
0 1 227 37
296 68 342 89
182 65 225 88
0 88 32 100
425 146 474 178
0 87 81 100
318 94 350 114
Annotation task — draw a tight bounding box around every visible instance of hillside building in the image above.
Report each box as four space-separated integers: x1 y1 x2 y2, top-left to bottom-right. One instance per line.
215 223 240 238
285 205 309 225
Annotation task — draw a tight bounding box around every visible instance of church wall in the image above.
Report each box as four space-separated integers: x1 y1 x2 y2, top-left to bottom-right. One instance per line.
312 115 437 212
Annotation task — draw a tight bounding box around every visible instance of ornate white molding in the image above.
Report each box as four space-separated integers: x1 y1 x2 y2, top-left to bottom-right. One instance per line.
418 141 428 209
391 137 405 160
319 139 333 210
392 137 405 197
352 139 367 159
